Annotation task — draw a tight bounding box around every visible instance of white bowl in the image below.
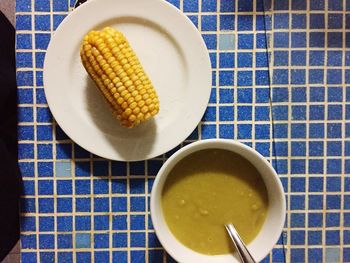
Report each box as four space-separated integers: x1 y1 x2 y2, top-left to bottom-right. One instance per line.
150 139 286 263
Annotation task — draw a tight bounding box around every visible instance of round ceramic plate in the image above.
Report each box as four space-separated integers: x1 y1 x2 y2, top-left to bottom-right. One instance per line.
44 0 211 161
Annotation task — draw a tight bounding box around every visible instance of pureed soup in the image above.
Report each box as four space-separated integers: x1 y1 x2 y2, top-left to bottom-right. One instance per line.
161 149 268 255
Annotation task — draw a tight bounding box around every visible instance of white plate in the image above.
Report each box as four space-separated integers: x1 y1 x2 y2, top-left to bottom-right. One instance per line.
44 0 211 161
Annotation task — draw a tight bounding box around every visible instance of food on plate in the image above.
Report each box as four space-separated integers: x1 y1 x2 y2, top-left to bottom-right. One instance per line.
161 149 268 255
80 27 159 128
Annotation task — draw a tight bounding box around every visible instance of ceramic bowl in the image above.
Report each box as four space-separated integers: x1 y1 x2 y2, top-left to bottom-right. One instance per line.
150 139 286 263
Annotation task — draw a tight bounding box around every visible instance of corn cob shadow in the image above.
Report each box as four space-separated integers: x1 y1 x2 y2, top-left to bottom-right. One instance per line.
84 75 156 158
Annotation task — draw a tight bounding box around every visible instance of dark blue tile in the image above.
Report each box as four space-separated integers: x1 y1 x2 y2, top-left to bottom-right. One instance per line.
57 198 72 213
75 161 90 177
308 231 322 245
219 106 234 121
39 198 54 213
94 215 109 230
113 251 127 263
35 15 50 31
131 250 145 263
309 213 323 228
221 0 234 12
201 124 216 139
93 179 109 194
291 248 305 262
76 252 91 263
35 33 50 49
111 179 127 194
326 230 340 245
220 15 234 30
95 252 109 263
112 197 127 212
291 177 305 192
57 252 73 263
310 14 325 29
219 88 234 103
329 0 343 10
238 34 254 49
292 14 306 28
56 143 72 159
219 124 234 139
238 106 252 120
291 213 305 227
112 215 127 230
37 125 53 141
219 52 235 68
94 233 109 248
273 69 288 85
255 106 270 121
17 0 31 12
38 180 53 195
203 34 216 50
326 213 340 227
183 0 198 12
113 233 127 248
291 32 307 47
57 216 73 232
274 13 289 29
238 15 253 31
328 105 342 120
53 0 68 11
291 230 305 245
131 232 145 247
75 180 90 194
201 15 217 31
93 161 109 176
202 106 216 121
309 177 324 192
57 180 72 195
21 234 37 249
256 88 270 103
327 141 342 156
130 197 145 212
237 124 252 139
310 32 325 47
94 197 109 212
328 32 343 48
53 14 66 30
237 71 252 86
37 162 53 177
291 195 305 210
309 159 324 174
75 216 91 231
39 234 54 249
326 195 341 209
202 0 216 11
35 0 50 11
18 88 34 104
274 51 288 66
256 52 268 67
238 0 253 11
17 52 33 68
40 252 54 263
291 159 305 174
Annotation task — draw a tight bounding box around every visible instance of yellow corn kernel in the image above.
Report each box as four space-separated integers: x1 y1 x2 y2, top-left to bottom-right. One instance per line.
80 27 159 128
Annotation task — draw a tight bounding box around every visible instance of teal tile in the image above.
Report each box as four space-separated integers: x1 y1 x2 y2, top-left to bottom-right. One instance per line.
325 247 340 262
56 162 71 177
219 34 235 50
76 233 91 248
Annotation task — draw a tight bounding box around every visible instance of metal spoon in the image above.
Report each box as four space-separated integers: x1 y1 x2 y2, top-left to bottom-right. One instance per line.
225 224 257 263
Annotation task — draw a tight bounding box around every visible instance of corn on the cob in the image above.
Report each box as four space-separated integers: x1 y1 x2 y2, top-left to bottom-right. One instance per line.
80 27 159 128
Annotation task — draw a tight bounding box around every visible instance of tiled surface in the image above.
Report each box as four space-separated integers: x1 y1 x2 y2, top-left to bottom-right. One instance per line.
264 0 350 262
15 0 348 263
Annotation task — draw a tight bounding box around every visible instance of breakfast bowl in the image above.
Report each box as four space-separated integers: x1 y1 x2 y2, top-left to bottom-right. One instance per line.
150 139 286 263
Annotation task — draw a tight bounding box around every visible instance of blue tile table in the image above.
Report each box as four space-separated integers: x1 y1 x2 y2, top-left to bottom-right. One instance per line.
16 0 349 262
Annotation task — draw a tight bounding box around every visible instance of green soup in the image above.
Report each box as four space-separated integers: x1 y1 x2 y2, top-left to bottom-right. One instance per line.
161 149 268 255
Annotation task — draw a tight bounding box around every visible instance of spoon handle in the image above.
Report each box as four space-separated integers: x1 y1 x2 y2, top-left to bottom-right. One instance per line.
225 224 257 263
